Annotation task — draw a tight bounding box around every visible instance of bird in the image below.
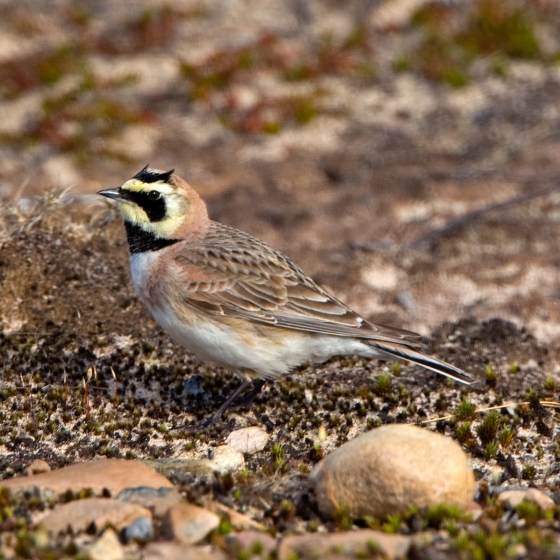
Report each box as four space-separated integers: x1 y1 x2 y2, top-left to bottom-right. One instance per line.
98 166 472 426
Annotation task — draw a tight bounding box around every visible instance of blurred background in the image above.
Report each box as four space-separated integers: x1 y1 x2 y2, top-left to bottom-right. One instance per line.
1 0 560 353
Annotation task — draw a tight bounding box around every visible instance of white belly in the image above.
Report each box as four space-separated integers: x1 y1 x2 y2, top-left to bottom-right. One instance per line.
129 252 383 378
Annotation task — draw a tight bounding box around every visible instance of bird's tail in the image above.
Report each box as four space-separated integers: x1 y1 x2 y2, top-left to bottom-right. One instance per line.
369 341 472 385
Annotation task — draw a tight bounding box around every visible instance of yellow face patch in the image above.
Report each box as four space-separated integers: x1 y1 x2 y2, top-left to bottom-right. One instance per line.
115 179 189 238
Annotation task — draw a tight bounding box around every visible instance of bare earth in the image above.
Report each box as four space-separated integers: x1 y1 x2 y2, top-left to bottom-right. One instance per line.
1 0 560 557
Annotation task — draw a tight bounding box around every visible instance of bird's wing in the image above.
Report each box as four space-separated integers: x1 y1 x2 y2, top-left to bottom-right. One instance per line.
174 222 421 346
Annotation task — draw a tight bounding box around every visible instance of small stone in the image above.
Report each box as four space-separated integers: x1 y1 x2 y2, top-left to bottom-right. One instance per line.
0 459 173 500
121 516 154 544
278 530 411 560
310 425 474 519
183 375 205 397
509 543 528 559
143 542 227 560
211 445 245 472
144 451 244 476
227 530 276 558
162 503 220 545
116 486 181 517
524 488 555 510
42 498 151 535
465 501 483 522
207 500 265 531
143 458 217 478
226 427 269 455
497 490 527 510
87 529 124 560
25 459 51 476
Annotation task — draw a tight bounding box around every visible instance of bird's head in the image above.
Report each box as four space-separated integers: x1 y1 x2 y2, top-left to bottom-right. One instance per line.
98 165 208 239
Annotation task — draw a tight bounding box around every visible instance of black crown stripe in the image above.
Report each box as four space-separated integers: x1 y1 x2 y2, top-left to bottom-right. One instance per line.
133 165 175 184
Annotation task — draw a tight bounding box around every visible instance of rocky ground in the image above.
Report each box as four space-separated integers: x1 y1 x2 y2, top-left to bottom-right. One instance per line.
1 0 560 558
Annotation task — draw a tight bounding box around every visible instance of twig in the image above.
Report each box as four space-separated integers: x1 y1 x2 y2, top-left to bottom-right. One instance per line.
20 374 29 415
408 180 560 250
92 366 100 407
63 370 69 412
6 332 54 336
83 374 91 421
421 400 560 424
111 367 119 424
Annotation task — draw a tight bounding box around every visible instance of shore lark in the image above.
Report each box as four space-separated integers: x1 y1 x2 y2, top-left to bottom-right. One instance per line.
99 166 471 425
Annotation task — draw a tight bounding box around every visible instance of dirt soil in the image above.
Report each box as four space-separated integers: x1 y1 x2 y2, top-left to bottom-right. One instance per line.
1 0 560 558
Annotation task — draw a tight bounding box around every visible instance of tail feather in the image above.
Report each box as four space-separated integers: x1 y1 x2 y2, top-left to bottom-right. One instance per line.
371 342 472 385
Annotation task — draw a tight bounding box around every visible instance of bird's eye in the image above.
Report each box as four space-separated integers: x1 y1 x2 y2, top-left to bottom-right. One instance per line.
147 190 161 201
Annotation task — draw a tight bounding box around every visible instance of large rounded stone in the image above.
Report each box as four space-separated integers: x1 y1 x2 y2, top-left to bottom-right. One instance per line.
0 459 173 500
310 424 474 519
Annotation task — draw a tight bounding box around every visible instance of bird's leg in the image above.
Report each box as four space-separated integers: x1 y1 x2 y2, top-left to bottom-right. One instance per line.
197 380 252 429
177 376 266 431
232 379 266 406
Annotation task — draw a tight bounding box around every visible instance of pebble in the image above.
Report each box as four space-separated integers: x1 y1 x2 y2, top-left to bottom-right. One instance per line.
162 503 220 545
182 375 205 397
509 544 528 559
525 488 555 510
143 542 227 560
227 530 276 558
212 445 246 472
144 448 245 477
498 488 555 510
497 490 527 509
225 427 270 454
207 500 265 531
116 486 181 517
310 424 474 519
121 516 154 544
87 528 124 560
25 459 51 476
466 501 484 522
0 459 173 500
143 458 217 477
42 498 151 535
278 529 411 560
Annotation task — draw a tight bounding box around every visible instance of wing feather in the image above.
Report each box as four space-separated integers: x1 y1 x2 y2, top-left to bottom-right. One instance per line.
174 222 421 346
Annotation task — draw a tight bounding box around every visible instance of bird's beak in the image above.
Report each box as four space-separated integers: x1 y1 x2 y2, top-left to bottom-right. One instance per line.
97 188 130 203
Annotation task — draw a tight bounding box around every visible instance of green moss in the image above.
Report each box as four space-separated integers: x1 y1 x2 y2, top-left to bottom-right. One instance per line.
291 97 317 125
261 121 283 134
516 501 540 524
283 64 316 82
333 502 353 530
382 513 401 534
218 518 232 535
544 377 556 392
461 0 541 60
455 422 474 445
522 465 537 480
307 519 319 533
373 373 392 396
271 443 283 460
485 366 497 386
0 42 87 98
425 504 465 529
453 398 477 422
401 0 545 86
484 440 498 460
476 410 501 445
498 426 515 449
442 67 468 88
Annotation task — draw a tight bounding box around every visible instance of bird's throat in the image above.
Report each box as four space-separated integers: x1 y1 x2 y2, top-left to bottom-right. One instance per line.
124 221 180 254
